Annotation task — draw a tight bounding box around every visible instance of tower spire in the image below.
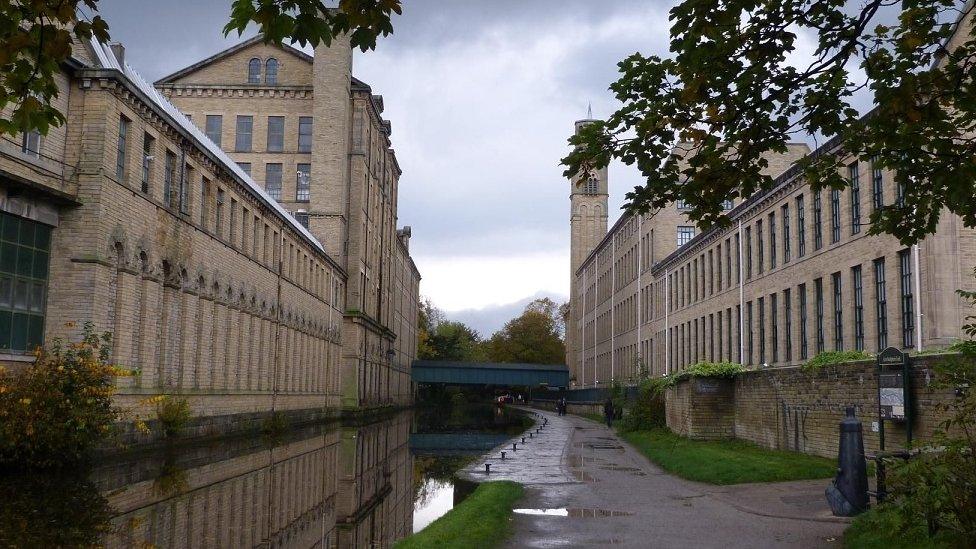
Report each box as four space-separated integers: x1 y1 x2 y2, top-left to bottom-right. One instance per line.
587 102 593 119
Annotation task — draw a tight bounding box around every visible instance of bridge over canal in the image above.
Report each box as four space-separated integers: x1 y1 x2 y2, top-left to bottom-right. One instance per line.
411 360 569 389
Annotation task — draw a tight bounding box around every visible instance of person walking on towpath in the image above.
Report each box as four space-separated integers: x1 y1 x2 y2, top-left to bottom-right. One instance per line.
603 397 614 428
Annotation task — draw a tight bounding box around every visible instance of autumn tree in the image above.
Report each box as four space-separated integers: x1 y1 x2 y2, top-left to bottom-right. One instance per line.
564 0 976 246
485 299 566 365
0 0 400 137
417 298 485 362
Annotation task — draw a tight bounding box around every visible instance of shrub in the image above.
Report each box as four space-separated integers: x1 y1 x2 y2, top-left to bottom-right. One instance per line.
620 377 666 432
0 323 125 469
155 396 191 437
802 350 872 373
645 361 745 397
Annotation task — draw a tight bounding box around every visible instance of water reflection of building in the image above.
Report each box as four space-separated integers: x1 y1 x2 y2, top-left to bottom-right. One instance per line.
94 412 412 548
335 413 413 548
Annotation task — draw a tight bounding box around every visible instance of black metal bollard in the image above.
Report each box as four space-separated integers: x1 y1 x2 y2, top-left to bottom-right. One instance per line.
825 407 869 516
513 442 517 451
501 451 506 459
529 432 533 438
521 437 526 444
485 463 491 474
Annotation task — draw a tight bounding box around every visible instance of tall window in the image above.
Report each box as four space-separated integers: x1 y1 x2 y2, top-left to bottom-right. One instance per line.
295 212 310 229
725 238 732 288
200 177 210 228
676 199 691 210
21 130 40 158
798 284 808 359
770 293 778 363
265 58 279 85
782 204 791 263
163 150 176 206
832 271 843 350
758 296 766 364
735 304 741 362
745 226 752 279
267 116 284 152
813 190 824 250
0 213 51 352
896 177 906 207
265 163 283 200
216 188 225 238
899 249 915 348
716 244 723 291
871 155 884 211
722 199 734 210
116 115 129 180
677 226 695 246
583 178 599 194
747 301 754 365
768 212 777 269
235 115 253 152
849 162 861 234
179 164 190 214
298 116 313 153
237 162 251 177
830 189 841 243
815 278 825 353
784 288 792 362
874 258 888 349
248 58 261 84
796 195 806 257
205 115 222 146
296 163 311 201
735 233 741 283
853 265 864 351
757 220 764 273
727 308 733 361
141 132 154 194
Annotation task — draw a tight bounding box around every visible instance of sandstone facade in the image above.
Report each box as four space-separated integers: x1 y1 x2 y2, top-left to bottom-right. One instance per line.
568 129 976 387
155 35 421 410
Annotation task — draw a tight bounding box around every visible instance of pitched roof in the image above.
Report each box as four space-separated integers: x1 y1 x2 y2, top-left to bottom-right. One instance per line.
154 34 312 85
87 39 333 263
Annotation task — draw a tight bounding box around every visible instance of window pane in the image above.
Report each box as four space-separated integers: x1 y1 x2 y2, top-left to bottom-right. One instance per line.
267 116 284 152
34 224 50 249
2 215 18 242
16 247 32 277
10 312 28 350
32 250 48 279
205 115 222 146
26 314 43 350
29 282 44 313
235 116 253 152
13 280 28 310
0 242 15 273
0 311 11 349
0 278 11 308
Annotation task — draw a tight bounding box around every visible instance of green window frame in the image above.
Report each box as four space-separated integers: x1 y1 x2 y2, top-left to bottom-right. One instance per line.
0 212 51 352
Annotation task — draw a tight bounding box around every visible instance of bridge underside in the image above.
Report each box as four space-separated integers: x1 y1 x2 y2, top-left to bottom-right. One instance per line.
411 360 569 388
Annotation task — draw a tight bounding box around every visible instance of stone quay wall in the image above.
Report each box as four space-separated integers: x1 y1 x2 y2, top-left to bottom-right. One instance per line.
665 355 959 459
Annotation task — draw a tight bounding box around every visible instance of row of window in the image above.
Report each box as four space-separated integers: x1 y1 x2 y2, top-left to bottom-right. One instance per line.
662 251 915 370
200 114 312 154
113 114 333 301
247 57 280 85
236 162 311 204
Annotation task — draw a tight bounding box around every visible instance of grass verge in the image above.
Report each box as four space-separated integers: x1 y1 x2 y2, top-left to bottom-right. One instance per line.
394 480 524 549
618 428 836 484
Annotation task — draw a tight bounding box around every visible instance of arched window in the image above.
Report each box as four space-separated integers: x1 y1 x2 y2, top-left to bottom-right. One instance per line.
265 58 278 85
583 177 599 195
247 58 261 84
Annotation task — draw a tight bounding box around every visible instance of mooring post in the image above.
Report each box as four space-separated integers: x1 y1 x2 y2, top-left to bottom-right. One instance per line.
485 463 491 474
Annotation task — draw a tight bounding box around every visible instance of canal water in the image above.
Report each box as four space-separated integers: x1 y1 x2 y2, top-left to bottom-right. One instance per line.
0 404 530 548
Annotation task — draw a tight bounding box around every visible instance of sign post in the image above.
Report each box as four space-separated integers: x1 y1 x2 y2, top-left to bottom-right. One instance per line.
876 347 912 451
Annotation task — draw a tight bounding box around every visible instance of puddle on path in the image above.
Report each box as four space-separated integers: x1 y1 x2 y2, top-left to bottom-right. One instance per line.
514 508 634 518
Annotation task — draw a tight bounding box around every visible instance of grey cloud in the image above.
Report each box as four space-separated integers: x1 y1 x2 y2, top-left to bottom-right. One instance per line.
445 291 568 337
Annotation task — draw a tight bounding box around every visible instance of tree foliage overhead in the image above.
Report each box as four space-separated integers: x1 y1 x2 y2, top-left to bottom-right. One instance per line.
485 299 566 365
563 0 976 245
417 298 485 362
0 0 400 138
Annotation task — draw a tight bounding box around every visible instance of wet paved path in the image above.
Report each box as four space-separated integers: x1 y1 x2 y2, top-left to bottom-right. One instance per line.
461 408 847 549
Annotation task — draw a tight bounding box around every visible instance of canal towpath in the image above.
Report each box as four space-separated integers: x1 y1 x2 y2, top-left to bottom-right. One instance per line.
461 408 848 548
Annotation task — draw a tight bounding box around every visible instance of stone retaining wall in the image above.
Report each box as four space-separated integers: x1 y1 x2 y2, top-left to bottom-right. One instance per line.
665 355 959 459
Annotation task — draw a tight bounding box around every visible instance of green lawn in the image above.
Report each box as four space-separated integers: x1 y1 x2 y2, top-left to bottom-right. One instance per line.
619 428 837 484
394 481 524 549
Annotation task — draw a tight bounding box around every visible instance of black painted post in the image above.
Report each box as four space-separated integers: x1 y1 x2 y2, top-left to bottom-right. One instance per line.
501 451 506 459
521 437 526 444
513 443 517 451
485 463 491 474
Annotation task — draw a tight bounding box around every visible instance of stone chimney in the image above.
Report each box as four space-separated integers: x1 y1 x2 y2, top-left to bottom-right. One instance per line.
109 42 125 66
310 32 353 263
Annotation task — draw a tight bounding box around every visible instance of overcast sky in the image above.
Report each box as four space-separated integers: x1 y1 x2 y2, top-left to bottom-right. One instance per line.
96 1 886 336
95 0 670 334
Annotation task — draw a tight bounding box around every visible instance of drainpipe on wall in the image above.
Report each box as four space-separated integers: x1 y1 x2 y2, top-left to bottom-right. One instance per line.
636 215 642 379
738 220 745 364
611 236 616 384
664 267 670 375
913 243 922 352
